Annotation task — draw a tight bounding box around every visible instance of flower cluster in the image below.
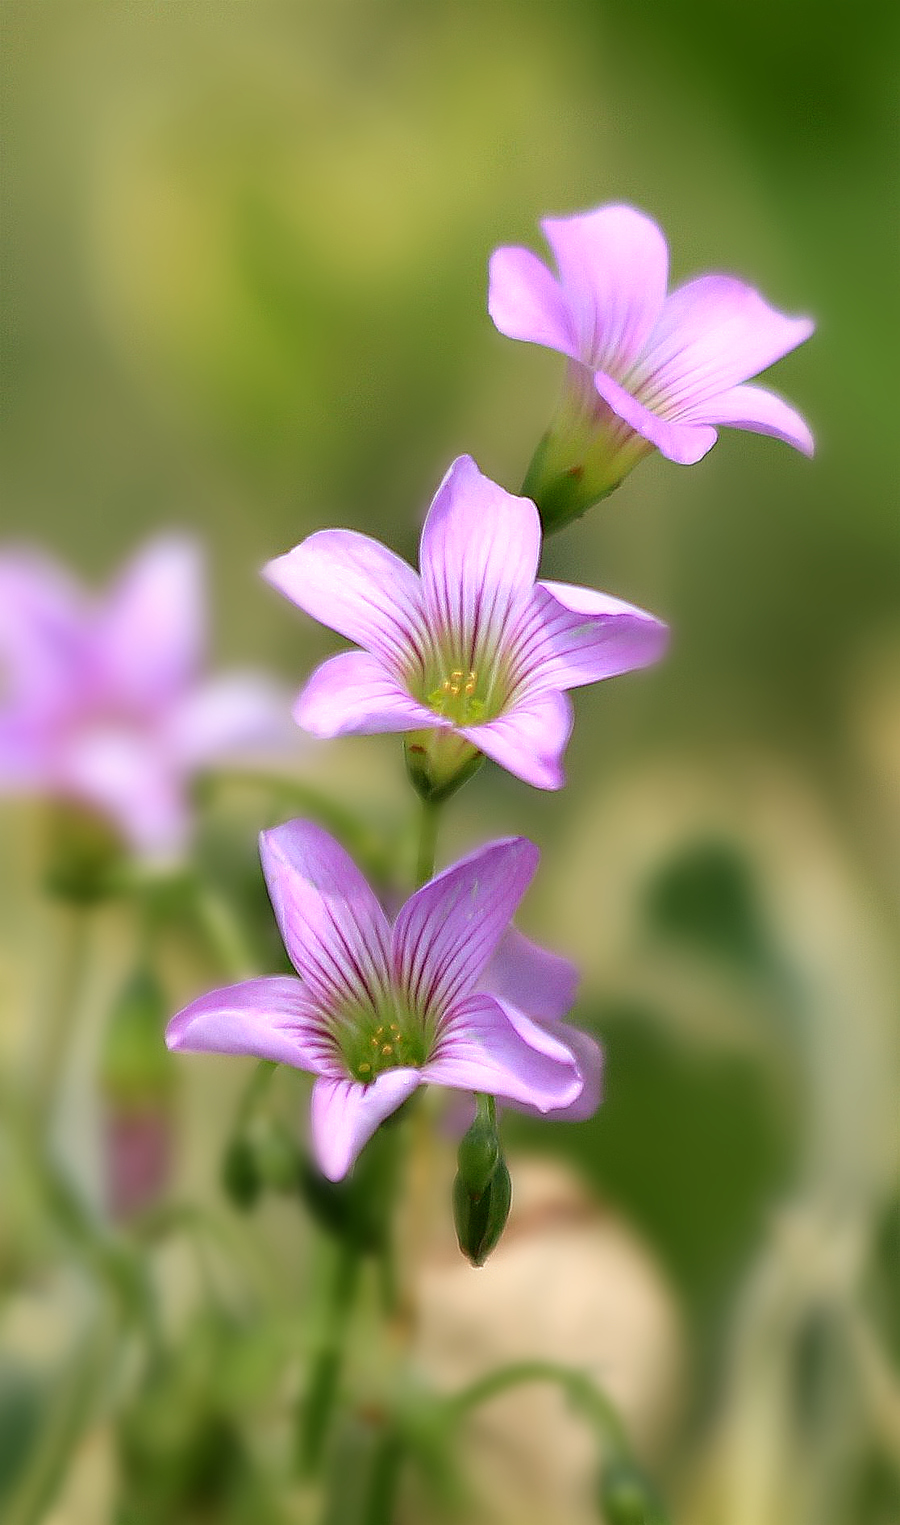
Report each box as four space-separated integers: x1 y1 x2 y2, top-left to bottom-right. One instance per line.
162 201 812 1188
0 201 812 1202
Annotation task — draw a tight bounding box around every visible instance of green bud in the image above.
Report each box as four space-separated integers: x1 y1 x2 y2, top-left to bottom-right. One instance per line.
453 1156 511 1267
99 967 175 1108
246 1115 300 1193
599 1457 668 1525
404 729 483 805
456 1095 501 1198
221 1135 261 1210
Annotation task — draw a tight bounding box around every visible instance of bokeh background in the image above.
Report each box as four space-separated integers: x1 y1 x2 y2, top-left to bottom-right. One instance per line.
2 1 899 1522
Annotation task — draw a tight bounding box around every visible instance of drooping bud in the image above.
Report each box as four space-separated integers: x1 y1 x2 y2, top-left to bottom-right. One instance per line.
99 967 176 1220
222 1105 301 1209
221 1134 262 1210
453 1098 510 1266
404 728 483 805
599 1456 669 1525
453 1157 512 1267
456 1093 501 1198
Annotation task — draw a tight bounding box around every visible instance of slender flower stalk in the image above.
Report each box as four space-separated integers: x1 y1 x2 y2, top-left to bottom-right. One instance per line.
166 819 600 1180
264 455 667 792
489 204 815 528
0 536 294 865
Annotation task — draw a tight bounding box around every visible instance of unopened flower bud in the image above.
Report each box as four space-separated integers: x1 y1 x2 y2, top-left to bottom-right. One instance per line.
100 967 176 1219
599 1457 668 1525
404 728 483 805
453 1156 512 1267
247 1115 300 1192
221 1134 262 1210
456 1095 501 1198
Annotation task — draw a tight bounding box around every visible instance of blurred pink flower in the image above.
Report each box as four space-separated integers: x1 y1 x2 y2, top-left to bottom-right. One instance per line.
264 455 667 791
167 821 595 1181
489 204 815 522
0 536 293 862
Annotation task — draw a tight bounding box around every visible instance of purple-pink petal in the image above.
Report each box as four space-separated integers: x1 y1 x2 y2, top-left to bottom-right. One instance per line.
295 651 441 738
166 976 336 1072
520 582 669 691
541 205 669 373
593 369 718 464
392 836 539 1015
419 456 541 659
310 1070 422 1181
424 992 582 1113
637 274 815 415
167 672 295 766
0 550 86 710
682 381 815 456
95 537 204 711
465 690 573 791
260 819 392 1012
60 730 189 860
546 1021 604 1120
507 1018 604 1122
480 926 579 1022
487 245 578 359
263 530 426 677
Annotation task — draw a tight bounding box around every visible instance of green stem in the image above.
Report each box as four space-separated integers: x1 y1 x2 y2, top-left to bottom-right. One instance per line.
415 799 440 887
299 1238 363 1475
361 1429 405 1525
192 882 256 981
3 1308 118 1525
33 905 90 1127
448 1359 629 1453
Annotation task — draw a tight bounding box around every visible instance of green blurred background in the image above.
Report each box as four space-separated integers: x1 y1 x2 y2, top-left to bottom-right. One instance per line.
2 1 899 1522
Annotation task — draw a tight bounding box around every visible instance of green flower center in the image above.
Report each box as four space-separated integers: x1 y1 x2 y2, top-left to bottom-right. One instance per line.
336 1002 431 1083
425 668 489 725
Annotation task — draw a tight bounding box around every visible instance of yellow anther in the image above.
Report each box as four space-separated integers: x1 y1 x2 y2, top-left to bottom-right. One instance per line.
381 1044 393 1057
358 1062 371 1074
465 671 477 695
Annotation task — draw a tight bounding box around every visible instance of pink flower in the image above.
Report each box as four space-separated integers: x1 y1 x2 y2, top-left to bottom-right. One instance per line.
166 820 599 1180
0 536 293 862
489 204 815 526
264 456 666 792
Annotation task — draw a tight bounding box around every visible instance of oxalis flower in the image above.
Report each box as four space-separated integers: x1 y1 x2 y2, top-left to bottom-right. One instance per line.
166 820 600 1181
489 203 815 530
0 536 293 865
264 455 667 794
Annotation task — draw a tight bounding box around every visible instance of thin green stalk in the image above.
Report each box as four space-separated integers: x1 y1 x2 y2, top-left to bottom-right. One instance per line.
192 882 256 981
361 1429 406 1525
415 799 440 887
33 905 90 1127
447 1359 629 1453
299 1238 363 1475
